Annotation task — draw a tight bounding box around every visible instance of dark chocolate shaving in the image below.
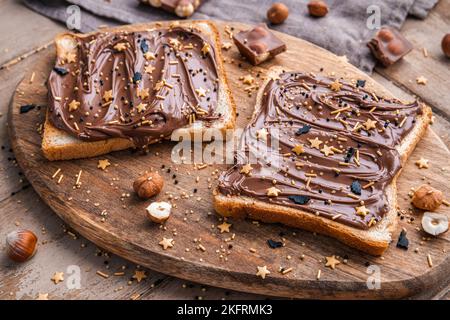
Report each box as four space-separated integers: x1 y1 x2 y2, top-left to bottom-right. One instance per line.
20 104 36 114
351 181 362 195
133 72 142 84
267 239 283 249
396 230 409 250
344 147 355 163
140 39 149 53
53 67 68 76
356 79 366 88
288 195 310 205
295 124 311 135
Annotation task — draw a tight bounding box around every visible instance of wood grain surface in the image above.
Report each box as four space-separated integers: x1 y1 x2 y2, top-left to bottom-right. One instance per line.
6 20 450 299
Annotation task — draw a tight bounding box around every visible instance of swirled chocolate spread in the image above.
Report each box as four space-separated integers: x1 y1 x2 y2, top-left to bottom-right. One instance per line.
218 72 425 230
48 25 221 147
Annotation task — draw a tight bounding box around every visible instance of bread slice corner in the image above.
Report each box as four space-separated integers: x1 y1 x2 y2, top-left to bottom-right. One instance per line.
43 20 236 161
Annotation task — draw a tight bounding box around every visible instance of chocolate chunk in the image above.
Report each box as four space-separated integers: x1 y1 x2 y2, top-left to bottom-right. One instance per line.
396 230 409 250
356 79 366 88
140 39 149 53
233 24 286 65
368 27 413 67
53 67 68 76
296 124 311 135
267 239 283 249
344 147 355 163
133 72 142 83
288 195 310 205
20 104 36 114
351 181 362 195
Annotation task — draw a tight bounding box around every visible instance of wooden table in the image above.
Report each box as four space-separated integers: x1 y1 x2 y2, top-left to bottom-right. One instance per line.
0 0 448 300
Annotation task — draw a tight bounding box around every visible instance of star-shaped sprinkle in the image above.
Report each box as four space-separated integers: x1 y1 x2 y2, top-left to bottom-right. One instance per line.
415 157 429 169
201 43 211 55
195 87 206 98
132 270 147 283
325 255 341 269
292 144 305 155
65 52 77 63
330 79 343 92
68 100 80 112
243 75 255 85
137 87 149 100
144 52 156 61
97 159 111 170
222 42 232 50
113 42 128 52
240 163 253 175
159 237 174 250
355 205 369 217
169 38 182 50
136 102 148 113
320 145 334 157
256 266 270 279
308 137 323 150
416 76 427 85
144 65 155 74
267 187 281 197
51 272 64 284
154 80 165 91
103 90 113 102
217 221 232 233
36 293 49 300
363 118 377 131
256 128 268 141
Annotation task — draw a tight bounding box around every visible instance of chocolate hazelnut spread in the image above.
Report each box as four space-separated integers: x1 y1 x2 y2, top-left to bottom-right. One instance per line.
48 25 221 148
218 72 424 230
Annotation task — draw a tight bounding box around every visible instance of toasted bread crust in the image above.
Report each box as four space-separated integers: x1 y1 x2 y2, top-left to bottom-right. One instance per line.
213 68 432 256
43 20 236 161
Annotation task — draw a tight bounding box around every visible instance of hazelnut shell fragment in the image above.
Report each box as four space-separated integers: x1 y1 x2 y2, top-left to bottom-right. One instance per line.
133 172 164 199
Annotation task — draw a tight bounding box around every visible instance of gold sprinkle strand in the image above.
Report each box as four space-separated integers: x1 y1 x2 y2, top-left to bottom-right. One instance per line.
75 170 82 186
369 106 376 113
57 174 64 184
96 271 109 278
339 162 350 166
427 254 433 268
363 181 374 189
442 200 450 207
347 193 360 200
332 214 342 220
281 267 293 275
52 168 61 179
316 269 321 280
331 106 351 114
399 117 407 128
305 173 317 177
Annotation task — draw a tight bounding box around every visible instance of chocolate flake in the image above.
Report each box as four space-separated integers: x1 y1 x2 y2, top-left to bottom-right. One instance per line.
288 195 310 205
133 72 142 83
20 104 36 114
356 79 366 88
396 230 409 250
140 39 149 54
295 124 311 135
267 239 283 249
53 67 68 76
344 147 355 163
351 180 362 195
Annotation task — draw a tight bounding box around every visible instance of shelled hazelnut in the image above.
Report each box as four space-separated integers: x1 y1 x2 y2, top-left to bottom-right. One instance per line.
442 33 450 58
307 1 329 17
267 3 289 25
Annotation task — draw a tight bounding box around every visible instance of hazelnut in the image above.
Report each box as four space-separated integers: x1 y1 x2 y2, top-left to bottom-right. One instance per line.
421 212 448 236
412 184 443 211
6 230 38 263
146 201 172 223
307 0 329 18
148 0 162 7
387 39 405 55
442 33 450 58
378 29 394 42
249 41 268 54
175 0 194 18
267 3 289 25
133 171 164 199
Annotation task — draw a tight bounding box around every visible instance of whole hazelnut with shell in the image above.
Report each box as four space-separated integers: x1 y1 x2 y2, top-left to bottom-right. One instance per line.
133 171 164 199
412 184 443 211
442 33 450 58
6 230 38 263
267 3 289 25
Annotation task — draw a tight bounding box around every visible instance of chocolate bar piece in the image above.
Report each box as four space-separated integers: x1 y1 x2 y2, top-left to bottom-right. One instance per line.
140 0 202 18
368 26 413 67
233 24 286 65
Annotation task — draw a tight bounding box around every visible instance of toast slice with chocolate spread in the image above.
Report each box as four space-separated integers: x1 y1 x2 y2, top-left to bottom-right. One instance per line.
214 67 432 256
42 20 235 160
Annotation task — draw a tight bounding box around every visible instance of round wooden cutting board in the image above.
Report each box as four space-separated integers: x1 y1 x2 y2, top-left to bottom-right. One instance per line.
8 21 450 299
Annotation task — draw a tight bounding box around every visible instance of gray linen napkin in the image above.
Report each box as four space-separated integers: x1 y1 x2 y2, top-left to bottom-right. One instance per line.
22 0 438 73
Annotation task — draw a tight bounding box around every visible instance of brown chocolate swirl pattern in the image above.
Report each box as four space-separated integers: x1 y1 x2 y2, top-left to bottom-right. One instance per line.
218 72 424 230
48 26 221 147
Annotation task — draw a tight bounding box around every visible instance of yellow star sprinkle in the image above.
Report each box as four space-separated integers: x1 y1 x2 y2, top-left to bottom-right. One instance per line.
217 221 232 233
136 102 148 113
132 270 147 283
240 163 253 175
363 118 377 131
159 237 174 250
292 144 305 156
137 87 149 100
267 187 281 197
68 100 80 112
195 87 206 98
256 266 270 279
325 255 341 269
320 145 334 157
64 52 77 63
113 42 128 52
242 75 255 85
416 76 427 85
308 137 323 150
97 159 111 170
415 157 429 169
330 79 343 92
144 52 156 61
103 90 113 102
201 42 211 55
144 65 155 74
51 272 64 284
36 293 49 300
355 205 369 217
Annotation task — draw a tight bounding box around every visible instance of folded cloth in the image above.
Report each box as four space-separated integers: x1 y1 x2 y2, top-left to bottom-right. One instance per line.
23 0 438 73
